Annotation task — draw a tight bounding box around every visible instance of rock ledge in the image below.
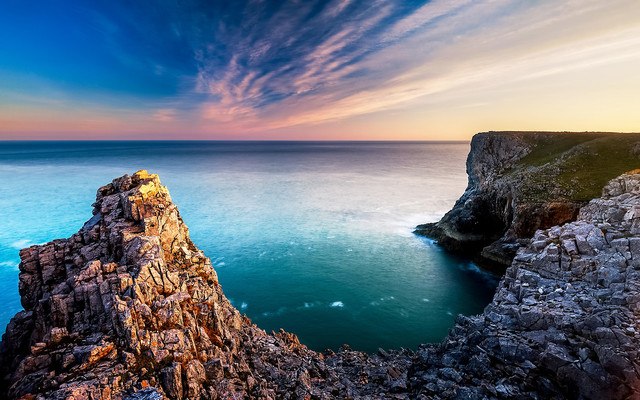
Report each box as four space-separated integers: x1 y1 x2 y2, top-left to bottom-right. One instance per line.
2 169 640 399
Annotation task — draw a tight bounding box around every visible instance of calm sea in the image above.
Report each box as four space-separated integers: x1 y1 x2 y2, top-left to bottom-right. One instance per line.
0 141 497 352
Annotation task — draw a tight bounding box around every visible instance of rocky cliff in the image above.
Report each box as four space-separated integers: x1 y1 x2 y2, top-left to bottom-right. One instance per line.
415 131 640 270
2 169 640 399
410 170 640 398
0 171 410 399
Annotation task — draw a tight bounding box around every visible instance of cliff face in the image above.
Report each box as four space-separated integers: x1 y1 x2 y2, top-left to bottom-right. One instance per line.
0 171 410 399
0 171 248 398
411 171 640 398
2 169 640 399
415 131 640 270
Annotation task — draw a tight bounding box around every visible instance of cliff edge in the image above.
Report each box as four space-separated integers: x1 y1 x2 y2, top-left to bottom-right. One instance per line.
0 171 410 399
2 169 640 399
415 131 640 270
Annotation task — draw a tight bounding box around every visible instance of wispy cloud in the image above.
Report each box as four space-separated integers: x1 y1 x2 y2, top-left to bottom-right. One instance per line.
2 0 639 139
193 0 397 125
152 108 177 122
187 0 640 133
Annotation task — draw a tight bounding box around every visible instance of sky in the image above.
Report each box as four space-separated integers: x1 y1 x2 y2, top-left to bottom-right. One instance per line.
1 0 639 140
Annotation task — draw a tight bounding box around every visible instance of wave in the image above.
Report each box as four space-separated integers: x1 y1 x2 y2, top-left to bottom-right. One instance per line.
9 239 33 250
0 261 18 269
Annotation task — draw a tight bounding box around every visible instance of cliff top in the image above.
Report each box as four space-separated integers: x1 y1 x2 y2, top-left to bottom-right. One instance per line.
416 131 640 269
474 131 640 201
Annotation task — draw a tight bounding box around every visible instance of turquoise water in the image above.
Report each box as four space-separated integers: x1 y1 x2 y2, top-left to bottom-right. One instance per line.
0 141 497 352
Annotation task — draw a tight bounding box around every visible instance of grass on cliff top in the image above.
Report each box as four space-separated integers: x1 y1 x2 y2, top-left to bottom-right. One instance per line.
513 133 640 202
517 132 608 167
555 135 640 201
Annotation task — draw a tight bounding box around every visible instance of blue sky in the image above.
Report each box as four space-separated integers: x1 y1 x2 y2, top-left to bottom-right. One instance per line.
2 1 433 106
1 0 639 139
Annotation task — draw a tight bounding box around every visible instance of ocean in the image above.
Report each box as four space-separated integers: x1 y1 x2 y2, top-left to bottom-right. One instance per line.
0 141 497 352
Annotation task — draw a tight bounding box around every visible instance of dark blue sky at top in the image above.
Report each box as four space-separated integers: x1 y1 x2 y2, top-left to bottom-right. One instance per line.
0 0 432 107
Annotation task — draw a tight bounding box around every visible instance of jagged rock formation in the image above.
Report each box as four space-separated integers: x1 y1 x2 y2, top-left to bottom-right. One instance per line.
2 168 640 399
415 131 640 270
0 171 411 399
410 171 640 399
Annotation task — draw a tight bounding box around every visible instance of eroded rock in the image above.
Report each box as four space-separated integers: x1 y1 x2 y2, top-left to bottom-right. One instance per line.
415 132 640 270
0 170 410 399
2 169 640 399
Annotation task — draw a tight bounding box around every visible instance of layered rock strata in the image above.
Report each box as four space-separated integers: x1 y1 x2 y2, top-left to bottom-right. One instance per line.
410 171 640 398
0 171 410 399
2 169 640 399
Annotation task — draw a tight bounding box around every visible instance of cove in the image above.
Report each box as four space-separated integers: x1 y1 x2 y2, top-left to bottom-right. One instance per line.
0 141 498 352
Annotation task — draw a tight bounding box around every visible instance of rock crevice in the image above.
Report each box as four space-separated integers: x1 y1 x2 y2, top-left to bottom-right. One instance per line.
2 167 640 399
415 131 640 270
0 170 410 399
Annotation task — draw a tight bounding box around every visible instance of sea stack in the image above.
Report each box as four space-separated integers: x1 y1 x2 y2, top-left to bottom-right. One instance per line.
0 170 411 399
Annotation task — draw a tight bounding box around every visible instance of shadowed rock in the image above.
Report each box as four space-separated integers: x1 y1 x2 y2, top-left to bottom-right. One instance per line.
0 170 411 399
410 171 640 398
416 131 640 271
1 169 639 399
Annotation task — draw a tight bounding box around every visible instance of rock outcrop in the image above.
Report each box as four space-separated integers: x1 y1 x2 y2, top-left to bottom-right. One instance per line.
2 168 640 399
415 131 640 270
410 170 640 399
0 170 411 399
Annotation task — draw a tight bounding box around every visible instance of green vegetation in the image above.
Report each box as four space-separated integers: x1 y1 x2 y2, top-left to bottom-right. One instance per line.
511 132 640 202
554 135 640 201
517 132 606 167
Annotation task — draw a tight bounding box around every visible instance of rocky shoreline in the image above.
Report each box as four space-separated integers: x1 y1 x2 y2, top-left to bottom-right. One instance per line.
2 156 640 398
415 131 640 271
0 170 413 399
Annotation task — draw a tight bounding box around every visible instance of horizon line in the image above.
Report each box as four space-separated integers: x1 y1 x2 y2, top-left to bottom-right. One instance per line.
0 138 471 143
2 130 639 143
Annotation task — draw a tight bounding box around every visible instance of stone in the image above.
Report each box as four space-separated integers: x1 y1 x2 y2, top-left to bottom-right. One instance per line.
414 132 586 271
2 167 640 399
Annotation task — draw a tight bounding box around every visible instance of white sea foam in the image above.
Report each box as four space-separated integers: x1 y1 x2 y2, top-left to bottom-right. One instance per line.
296 301 321 310
240 302 248 310
261 306 288 317
0 261 18 269
393 212 445 237
262 307 288 317
458 262 500 285
0 141 488 351
212 256 226 267
9 239 33 249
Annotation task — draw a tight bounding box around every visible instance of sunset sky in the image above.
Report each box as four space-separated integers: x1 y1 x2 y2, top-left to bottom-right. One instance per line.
1 0 639 140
